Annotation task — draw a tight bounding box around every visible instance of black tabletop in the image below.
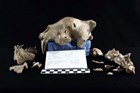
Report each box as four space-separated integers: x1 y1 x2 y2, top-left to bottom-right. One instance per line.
0 47 140 93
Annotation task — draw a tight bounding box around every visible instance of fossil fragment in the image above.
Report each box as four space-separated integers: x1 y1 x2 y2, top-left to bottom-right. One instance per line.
31 62 42 68
113 53 126 66
105 49 135 74
93 68 103 71
113 53 135 74
39 17 96 54
107 72 113 75
14 45 37 64
113 66 123 72
104 65 113 69
123 53 135 74
92 48 103 56
105 48 126 66
9 62 28 74
92 60 104 64
105 48 120 61
124 64 135 74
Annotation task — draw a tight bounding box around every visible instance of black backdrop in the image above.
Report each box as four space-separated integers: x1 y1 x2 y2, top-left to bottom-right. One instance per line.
1 0 140 48
0 0 140 93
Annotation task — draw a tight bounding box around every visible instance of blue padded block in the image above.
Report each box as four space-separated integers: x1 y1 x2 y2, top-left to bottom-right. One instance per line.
47 40 91 56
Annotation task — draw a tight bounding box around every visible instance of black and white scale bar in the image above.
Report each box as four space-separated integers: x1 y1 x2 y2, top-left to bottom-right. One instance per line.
41 68 90 74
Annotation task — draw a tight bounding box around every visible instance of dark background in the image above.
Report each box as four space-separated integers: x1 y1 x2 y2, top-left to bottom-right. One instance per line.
0 0 140 93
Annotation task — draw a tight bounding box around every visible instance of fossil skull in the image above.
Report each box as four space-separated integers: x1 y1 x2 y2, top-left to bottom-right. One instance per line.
39 17 96 54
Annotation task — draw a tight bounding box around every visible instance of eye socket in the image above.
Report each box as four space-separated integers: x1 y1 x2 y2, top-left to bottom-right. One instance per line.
73 23 76 28
64 30 67 33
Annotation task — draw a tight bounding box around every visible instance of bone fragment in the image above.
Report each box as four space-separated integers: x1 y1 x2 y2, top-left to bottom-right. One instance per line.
92 60 104 64
93 68 103 71
9 62 28 74
31 62 42 68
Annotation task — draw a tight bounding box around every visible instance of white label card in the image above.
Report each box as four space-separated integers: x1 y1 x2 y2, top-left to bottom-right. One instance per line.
45 50 88 69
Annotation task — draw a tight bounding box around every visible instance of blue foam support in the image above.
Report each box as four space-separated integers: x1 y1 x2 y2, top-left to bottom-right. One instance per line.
47 40 91 56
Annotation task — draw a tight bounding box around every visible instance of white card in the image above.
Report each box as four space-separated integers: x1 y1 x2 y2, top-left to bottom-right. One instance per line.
45 50 88 69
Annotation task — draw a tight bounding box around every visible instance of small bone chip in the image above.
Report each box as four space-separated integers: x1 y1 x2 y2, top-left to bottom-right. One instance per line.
31 62 42 68
93 68 103 71
92 60 104 64
107 72 113 75
104 65 113 69
113 66 123 72
92 48 103 56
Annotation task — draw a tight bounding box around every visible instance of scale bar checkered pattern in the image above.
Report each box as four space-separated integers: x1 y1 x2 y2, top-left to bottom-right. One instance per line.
41 68 90 74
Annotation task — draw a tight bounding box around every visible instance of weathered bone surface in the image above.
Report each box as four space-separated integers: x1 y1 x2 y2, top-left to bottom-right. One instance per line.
39 17 96 54
31 62 42 68
92 48 103 56
9 62 28 74
14 45 37 64
105 48 135 74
